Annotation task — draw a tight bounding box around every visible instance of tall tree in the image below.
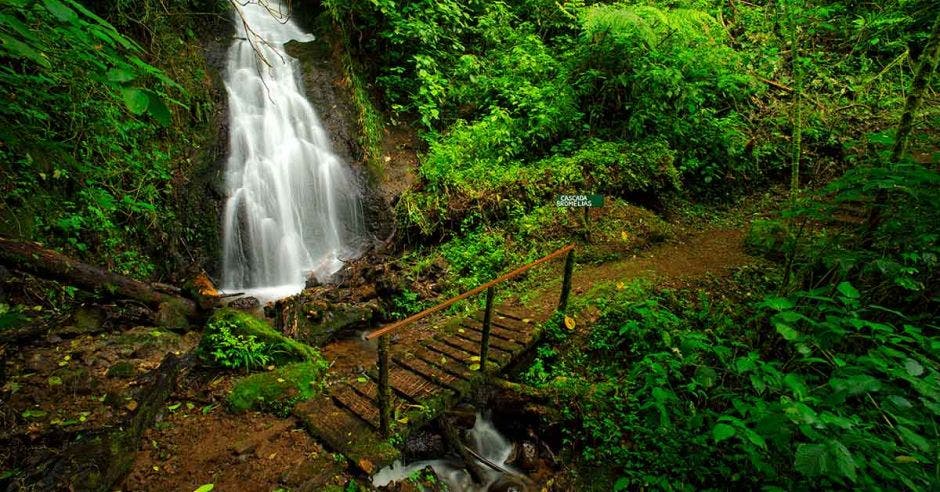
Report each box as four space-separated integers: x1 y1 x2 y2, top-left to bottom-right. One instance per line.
890 15 940 162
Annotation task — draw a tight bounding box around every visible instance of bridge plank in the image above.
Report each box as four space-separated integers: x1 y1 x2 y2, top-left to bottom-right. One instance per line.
409 347 475 381
438 336 510 365
294 397 399 475
332 383 380 429
457 320 525 345
393 353 467 392
452 327 519 356
387 363 449 402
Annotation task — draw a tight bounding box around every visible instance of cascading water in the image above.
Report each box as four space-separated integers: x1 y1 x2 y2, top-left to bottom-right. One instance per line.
372 413 526 491
221 1 365 300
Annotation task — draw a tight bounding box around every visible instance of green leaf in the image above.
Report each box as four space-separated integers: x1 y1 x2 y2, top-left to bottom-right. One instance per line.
145 91 172 126
829 440 857 482
762 297 794 311
122 88 149 115
43 0 78 23
902 358 924 377
712 423 735 443
794 443 827 477
836 282 860 299
0 33 51 68
193 485 215 492
897 426 930 452
107 67 136 83
775 322 800 341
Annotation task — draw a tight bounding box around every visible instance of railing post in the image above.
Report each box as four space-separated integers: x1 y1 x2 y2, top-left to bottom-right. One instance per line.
480 286 495 372
558 249 575 314
377 334 391 436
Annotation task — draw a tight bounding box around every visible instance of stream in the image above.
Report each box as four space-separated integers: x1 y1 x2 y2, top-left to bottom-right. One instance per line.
373 413 528 491
220 1 365 301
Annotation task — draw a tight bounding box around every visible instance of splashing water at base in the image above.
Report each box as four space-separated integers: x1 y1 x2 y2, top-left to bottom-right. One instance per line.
372 413 525 491
220 1 365 301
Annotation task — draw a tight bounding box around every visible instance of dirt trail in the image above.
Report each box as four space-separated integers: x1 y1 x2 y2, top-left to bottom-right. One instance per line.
523 228 754 314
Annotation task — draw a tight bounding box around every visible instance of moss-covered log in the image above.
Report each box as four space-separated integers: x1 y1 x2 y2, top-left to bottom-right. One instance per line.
0 236 197 327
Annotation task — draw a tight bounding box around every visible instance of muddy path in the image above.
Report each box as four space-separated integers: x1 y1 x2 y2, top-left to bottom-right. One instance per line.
520 228 755 315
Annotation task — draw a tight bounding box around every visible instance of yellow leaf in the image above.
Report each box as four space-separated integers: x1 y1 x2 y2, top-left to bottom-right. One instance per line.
469 363 481 371
397 416 409 424
469 356 481 362
458 328 465 333
522 318 533 324
441 356 447 365
276 378 286 383
564 316 576 330
616 282 625 290
621 231 629 241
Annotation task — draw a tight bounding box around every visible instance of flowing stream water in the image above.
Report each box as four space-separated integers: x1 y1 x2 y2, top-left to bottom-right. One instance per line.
221 1 365 301
372 413 525 491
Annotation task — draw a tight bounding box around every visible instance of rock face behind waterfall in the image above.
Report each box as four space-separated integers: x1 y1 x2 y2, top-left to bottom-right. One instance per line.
283 16 394 246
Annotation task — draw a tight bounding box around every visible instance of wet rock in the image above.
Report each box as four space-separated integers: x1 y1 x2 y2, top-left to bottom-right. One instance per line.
488 475 530 492
403 430 446 461
510 441 539 472
379 465 447 492
229 296 261 311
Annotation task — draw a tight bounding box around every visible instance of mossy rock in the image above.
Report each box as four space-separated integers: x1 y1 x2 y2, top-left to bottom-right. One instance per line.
201 308 320 367
228 361 327 415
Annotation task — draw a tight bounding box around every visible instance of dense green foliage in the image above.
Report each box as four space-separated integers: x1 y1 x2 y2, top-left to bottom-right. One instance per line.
324 0 937 239
0 0 226 279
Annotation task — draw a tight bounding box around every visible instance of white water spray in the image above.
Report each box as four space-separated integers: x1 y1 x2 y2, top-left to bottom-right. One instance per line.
372 413 524 491
221 1 365 300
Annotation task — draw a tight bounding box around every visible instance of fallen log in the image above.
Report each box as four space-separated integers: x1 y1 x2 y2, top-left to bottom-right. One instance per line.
0 236 197 328
14 351 196 491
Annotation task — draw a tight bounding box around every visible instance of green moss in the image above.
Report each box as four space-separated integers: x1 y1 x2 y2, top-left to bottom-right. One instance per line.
200 308 320 368
229 361 327 415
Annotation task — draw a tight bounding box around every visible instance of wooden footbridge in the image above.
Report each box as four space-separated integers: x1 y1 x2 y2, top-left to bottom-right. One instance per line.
293 245 576 474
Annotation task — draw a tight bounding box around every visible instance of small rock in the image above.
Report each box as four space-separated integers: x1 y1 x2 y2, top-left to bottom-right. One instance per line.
511 441 539 472
230 439 257 456
230 296 261 311
488 475 529 492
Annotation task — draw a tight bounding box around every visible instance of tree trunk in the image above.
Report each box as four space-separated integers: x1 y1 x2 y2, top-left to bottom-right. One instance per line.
891 16 940 162
866 18 940 244
0 236 197 326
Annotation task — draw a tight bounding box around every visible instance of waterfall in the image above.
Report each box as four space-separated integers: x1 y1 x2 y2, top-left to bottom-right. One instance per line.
220 1 365 300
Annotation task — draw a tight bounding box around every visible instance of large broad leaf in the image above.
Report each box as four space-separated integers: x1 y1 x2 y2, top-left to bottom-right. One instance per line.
145 90 172 126
794 443 827 477
903 358 924 377
43 0 78 23
897 426 930 452
775 322 800 341
762 296 795 311
0 33 50 68
121 87 149 115
836 282 860 299
106 67 136 83
828 441 858 482
712 423 736 443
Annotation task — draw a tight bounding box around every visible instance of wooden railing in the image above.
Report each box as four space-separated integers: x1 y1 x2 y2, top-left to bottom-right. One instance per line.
364 244 576 435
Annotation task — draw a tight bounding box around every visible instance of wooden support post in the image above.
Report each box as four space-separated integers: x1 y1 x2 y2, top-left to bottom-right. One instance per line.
377 334 391 436
583 207 591 243
480 286 495 372
558 249 575 314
